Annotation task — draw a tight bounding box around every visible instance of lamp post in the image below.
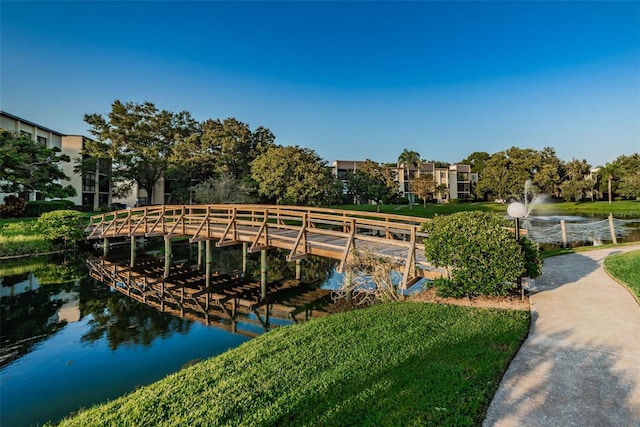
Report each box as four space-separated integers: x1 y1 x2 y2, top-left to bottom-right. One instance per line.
507 202 526 299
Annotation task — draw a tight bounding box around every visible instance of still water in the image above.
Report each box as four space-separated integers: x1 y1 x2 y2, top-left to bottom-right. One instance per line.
1 245 342 427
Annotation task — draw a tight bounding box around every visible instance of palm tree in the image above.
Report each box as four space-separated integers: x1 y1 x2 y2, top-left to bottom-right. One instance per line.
436 183 449 202
599 163 618 204
397 149 421 209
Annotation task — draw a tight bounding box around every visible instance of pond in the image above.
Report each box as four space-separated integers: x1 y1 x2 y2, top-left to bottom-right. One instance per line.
0 245 342 427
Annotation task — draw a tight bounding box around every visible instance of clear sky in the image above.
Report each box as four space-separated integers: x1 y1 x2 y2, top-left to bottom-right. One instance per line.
2 1 639 167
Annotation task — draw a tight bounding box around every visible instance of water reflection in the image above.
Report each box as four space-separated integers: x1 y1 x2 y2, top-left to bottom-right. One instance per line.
1 248 341 426
88 254 342 338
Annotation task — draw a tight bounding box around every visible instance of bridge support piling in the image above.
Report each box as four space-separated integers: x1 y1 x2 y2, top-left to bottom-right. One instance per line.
242 242 248 276
164 236 171 279
206 240 212 289
130 236 136 268
198 241 204 271
261 249 268 299
103 238 109 257
295 259 302 280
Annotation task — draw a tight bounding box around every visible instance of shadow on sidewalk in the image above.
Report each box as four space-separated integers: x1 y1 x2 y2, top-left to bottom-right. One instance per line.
483 329 639 426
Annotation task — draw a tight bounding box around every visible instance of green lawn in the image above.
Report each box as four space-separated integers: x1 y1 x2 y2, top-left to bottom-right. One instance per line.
334 200 640 219
0 218 52 257
55 302 529 427
604 249 640 302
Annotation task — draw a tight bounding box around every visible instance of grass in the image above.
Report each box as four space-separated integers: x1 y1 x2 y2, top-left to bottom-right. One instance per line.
334 200 640 219
55 302 529 427
0 219 52 257
604 250 640 302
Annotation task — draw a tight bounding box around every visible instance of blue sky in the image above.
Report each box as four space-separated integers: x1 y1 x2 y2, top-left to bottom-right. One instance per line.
2 1 639 167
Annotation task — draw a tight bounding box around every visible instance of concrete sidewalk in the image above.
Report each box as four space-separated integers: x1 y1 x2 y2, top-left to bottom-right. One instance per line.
483 245 640 427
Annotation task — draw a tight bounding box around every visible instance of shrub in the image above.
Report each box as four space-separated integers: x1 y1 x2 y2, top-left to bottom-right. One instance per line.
422 211 542 298
37 210 86 249
0 195 27 218
24 200 76 217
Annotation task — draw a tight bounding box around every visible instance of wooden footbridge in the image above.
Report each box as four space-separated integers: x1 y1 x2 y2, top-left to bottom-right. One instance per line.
86 204 443 290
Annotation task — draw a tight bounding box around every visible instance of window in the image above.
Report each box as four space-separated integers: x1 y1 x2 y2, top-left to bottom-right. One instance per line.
457 172 469 181
457 183 470 193
20 130 32 139
37 136 47 145
98 176 110 193
83 173 96 192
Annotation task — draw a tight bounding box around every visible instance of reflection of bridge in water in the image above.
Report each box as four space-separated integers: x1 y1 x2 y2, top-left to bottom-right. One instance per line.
86 204 444 290
88 257 343 337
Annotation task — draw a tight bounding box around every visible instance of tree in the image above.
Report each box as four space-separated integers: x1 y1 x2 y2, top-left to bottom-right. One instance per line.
532 147 563 197
477 147 541 201
460 151 489 174
598 162 619 204
435 183 449 202
561 158 592 202
192 174 254 204
397 149 421 209
251 145 333 206
611 153 640 200
618 170 640 199
344 160 398 212
0 129 76 199
83 100 197 204
411 174 435 207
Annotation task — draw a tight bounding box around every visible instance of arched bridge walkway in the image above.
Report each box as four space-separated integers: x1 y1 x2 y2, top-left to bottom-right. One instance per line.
86 204 443 289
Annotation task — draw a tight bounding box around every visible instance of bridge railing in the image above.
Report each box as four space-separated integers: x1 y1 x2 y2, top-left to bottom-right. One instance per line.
87 204 430 244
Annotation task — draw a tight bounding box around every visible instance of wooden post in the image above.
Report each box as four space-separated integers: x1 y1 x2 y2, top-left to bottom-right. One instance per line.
197 241 203 270
130 236 136 268
261 249 268 299
164 236 171 279
161 280 165 311
242 242 248 276
296 259 302 281
103 237 109 257
609 214 618 244
206 239 212 289
560 220 568 248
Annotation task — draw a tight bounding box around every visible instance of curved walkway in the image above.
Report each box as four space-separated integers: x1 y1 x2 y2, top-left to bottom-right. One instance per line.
484 245 640 427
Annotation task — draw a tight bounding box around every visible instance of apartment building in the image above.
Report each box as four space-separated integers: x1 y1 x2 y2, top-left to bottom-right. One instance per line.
332 160 478 202
1 111 110 209
61 135 112 209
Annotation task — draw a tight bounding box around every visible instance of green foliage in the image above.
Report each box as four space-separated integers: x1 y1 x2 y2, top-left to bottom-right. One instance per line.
251 145 333 206
0 129 76 198
560 158 592 201
0 195 27 218
410 174 436 207
423 211 542 297
344 160 399 211
477 147 568 201
37 210 86 246
618 170 640 199
84 100 198 203
23 200 76 217
460 151 490 174
55 302 530 427
192 173 255 204
604 250 640 302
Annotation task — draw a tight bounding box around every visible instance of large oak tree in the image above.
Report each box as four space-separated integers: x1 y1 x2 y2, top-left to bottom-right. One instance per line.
84 100 197 204
251 145 333 206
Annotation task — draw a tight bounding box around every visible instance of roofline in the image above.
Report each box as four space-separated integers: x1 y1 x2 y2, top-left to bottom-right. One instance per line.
1 110 65 136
